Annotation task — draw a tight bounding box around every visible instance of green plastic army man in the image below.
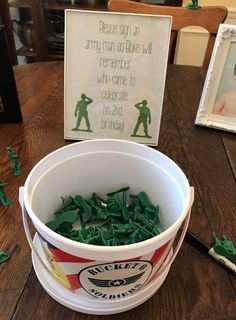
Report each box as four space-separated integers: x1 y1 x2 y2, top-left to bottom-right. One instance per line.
0 181 12 206
213 233 236 264
131 99 152 138
6 147 22 176
72 93 93 132
186 0 200 10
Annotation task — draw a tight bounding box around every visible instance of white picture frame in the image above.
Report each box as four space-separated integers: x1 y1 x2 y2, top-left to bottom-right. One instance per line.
64 10 171 145
195 24 236 133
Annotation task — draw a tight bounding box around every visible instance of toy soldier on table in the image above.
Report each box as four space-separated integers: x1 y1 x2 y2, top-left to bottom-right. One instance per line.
0 181 12 206
6 147 22 176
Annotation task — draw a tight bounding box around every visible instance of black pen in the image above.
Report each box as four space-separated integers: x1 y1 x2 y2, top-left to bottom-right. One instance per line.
185 230 236 276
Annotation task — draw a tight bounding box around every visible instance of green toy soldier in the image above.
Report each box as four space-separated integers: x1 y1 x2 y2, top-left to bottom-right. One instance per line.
186 0 200 10
6 147 22 176
72 93 93 132
213 233 236 264
0 251 10 264
131 99 152 138
0 181 12 206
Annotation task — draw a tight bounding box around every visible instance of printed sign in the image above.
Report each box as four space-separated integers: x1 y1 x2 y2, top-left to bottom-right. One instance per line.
64 10 171 145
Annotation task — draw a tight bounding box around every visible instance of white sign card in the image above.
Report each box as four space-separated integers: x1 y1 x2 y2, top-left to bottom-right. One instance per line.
64 10 171 145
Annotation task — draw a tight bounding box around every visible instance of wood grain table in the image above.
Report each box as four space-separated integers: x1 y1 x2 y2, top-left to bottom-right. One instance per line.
0 61 235 320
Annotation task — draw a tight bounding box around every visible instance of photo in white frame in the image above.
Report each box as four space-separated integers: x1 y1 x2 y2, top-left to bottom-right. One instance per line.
195 24 236 133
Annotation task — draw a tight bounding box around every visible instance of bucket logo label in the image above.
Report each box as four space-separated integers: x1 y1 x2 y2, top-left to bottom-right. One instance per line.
79 261 152 299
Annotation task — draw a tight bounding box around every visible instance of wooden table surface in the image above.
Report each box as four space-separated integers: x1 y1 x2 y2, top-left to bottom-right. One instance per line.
0 61 235 320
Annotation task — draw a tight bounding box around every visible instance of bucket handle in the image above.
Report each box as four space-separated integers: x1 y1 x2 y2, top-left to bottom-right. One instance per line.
19 187 68 288
150 186 194 279
19 186 194 288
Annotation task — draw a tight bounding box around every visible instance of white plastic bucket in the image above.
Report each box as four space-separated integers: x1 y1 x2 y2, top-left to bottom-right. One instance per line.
20 139 193 314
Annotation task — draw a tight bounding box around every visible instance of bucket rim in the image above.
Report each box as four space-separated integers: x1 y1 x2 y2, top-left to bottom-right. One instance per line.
23 139 192 257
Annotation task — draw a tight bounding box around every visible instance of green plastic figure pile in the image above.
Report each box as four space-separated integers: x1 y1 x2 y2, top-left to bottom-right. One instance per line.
46 187 161 246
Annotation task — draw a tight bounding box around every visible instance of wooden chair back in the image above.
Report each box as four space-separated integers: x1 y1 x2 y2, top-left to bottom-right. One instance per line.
108 0 228 68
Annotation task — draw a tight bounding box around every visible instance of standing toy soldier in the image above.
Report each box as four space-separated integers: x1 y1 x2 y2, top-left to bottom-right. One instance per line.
186 0 200 10
72 93 93 132
131 99 152 138
6 147 22 176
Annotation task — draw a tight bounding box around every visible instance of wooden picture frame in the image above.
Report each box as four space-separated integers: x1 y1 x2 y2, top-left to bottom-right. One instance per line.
195 24 236 133
0 25 22 123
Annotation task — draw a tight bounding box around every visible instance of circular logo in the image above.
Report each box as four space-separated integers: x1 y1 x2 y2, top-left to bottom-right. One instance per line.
79 260 152 300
